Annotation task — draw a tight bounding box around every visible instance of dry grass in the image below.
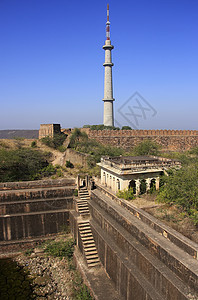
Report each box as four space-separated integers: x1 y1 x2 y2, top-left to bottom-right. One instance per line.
0 139 34 149
130 193 198 243
144 204 198 243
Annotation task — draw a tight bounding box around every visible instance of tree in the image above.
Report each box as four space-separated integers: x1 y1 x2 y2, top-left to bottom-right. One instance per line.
0 148 50 182
157 164 198 224
132 140 160 156
41 133 66 149
122 126 132 130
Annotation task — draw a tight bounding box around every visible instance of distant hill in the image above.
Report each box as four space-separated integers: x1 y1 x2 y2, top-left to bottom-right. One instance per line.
0 130 39 139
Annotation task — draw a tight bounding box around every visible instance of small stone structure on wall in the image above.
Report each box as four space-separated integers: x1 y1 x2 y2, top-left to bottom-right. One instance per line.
39 124 61 139
98 155 181 195
39 125 198 151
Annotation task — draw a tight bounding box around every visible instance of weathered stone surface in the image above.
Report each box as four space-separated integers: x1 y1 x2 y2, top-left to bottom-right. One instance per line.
13 253 74 299
0 178 76 242
87 129 198 151
0 178 75 191
89 188 198 299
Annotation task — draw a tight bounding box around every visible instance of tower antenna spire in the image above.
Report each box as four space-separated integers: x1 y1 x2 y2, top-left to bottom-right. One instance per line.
106 3 110 40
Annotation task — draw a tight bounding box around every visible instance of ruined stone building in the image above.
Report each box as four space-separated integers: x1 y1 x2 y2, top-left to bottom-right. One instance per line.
98 155 181 195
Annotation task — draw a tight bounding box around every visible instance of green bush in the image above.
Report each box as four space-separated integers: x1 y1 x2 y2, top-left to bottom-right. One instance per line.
122 126 132 130
56 169 63 177
189 146 198 156
74 189 78 197
66 160 74 168
132 140 160 156
43 239 74 259
69 129 124 169
41 133 66 150
189 209 198 226
116 188 135 200
89 124 120 130
157 163 198 225
40 164 56 177
31 140 37 148
0 148 50 182
57 145 66 152
69 128 88 149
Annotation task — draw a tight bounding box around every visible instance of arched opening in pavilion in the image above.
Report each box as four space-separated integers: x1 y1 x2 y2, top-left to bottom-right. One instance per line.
129 180 136 194
150 178 156 193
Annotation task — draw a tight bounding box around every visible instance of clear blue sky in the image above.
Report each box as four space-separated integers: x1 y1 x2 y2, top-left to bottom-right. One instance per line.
0 0 198 130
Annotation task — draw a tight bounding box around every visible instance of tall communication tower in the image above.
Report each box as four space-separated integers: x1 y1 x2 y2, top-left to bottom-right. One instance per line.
103 4 115 127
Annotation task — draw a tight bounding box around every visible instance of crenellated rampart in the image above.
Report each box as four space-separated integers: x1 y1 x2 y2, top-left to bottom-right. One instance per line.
86 129 198 151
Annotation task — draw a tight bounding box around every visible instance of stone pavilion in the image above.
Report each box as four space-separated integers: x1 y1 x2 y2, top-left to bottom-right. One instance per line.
98 155 181 195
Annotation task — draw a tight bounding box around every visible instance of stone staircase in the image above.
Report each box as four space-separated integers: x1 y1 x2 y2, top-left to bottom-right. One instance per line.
76 187 100 268
76 188 90 216
78 221 100 267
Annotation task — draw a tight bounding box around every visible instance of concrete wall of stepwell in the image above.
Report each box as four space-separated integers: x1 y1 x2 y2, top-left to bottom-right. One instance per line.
86 187 198 300
0 178 76 242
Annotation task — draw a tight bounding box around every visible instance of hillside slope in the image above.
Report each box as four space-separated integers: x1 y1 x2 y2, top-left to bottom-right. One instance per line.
0 130 39 139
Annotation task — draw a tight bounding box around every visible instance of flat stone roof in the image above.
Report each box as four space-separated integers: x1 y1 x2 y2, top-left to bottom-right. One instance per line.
99 155 181 176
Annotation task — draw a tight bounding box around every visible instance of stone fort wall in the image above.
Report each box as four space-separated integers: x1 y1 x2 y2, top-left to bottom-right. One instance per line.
39 124 198 151
86 129 198 151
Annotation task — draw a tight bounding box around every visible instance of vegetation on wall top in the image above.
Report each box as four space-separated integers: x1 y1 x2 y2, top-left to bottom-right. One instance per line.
41 133 66 151
69 128 124 168
83 124 120 130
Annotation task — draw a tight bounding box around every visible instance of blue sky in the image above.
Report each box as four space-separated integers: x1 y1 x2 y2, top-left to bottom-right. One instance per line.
0 0 198 130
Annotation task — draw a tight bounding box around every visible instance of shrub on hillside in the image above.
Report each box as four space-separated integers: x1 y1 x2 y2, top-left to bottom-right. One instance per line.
69 128 124 169
41 133 66 150
157 163 198 225
0 148 50 182
66 160 74 168
189 146 198 156
31 140 37 148
132 140 160 156
69 128 88 149
40 164 56 177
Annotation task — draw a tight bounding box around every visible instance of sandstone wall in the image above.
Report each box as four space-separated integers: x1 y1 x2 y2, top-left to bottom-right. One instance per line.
87 129 198 151
64 148 89 168
89 188 198 299
39 124 61 139
0 178 76 241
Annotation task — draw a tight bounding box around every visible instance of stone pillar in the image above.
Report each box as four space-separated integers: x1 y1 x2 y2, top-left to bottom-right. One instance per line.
121 180 130 191
77 175 80 190
101 170 106 185
112 177 116 192
146 178 152 192
135 179 141 196
85 175 89 188
109 176 112 189
156 177 160 190
106 173 109 187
